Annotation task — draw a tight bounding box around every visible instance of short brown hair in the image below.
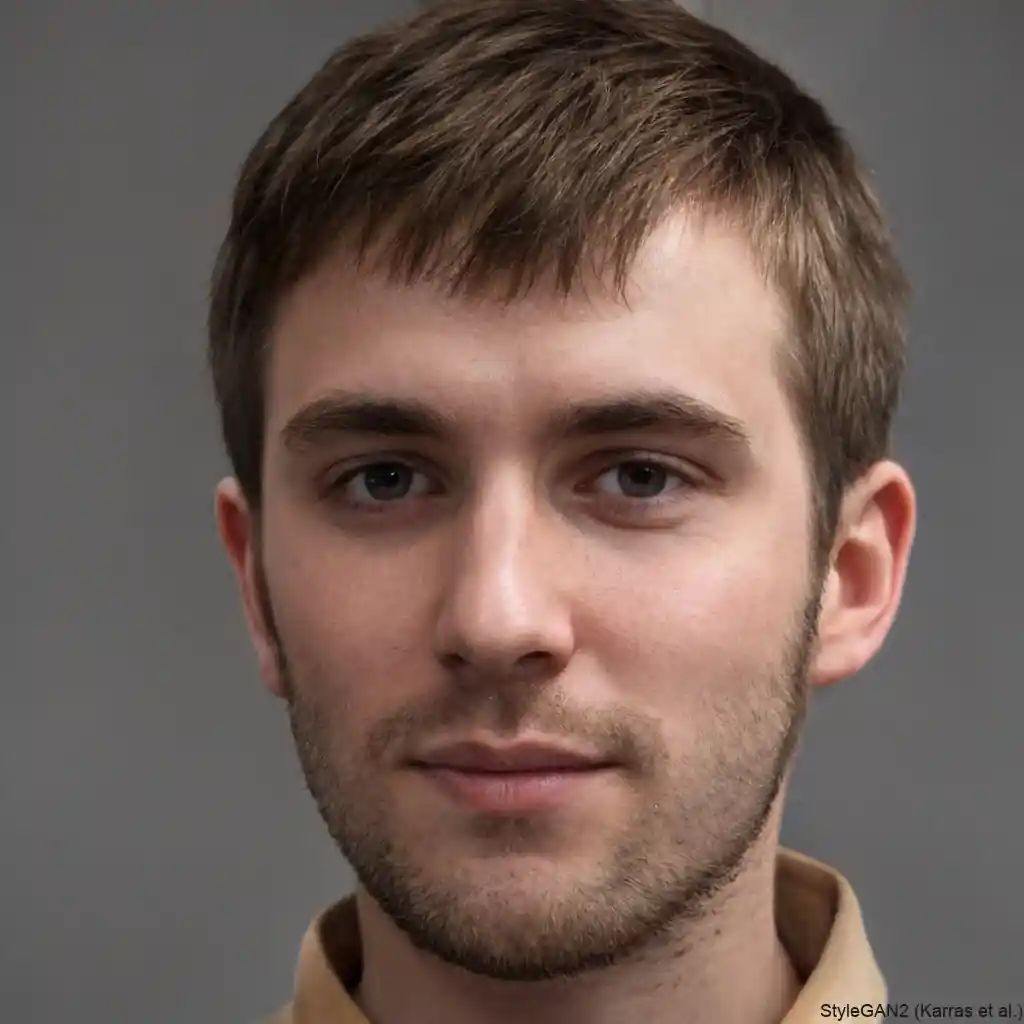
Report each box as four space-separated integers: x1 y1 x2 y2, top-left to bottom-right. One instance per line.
208 0 908 570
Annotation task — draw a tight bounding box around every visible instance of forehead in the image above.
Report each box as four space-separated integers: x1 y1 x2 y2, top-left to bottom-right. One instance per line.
265 213 792 450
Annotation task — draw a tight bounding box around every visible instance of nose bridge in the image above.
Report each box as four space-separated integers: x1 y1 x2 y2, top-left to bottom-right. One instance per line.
434 467 573 673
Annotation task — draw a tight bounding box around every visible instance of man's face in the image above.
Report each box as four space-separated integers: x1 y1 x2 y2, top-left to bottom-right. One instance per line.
247 214 824 981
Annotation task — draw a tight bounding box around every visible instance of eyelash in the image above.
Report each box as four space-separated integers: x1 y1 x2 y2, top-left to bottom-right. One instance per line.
323 453 702 516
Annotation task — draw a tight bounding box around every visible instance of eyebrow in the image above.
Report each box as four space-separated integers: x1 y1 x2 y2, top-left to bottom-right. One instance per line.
280 388 752 456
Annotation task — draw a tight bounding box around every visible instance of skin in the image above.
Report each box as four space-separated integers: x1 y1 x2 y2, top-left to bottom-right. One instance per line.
216 212 916 1024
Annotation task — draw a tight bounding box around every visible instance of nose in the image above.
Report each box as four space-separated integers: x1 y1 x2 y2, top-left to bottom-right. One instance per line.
432 482 575 684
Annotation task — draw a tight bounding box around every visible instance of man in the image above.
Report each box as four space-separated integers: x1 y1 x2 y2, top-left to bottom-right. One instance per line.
209 0 916 1021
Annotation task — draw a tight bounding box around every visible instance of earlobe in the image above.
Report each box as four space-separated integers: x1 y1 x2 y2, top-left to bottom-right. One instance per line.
214 478 287 698
807 461 917 688
808 562 861 688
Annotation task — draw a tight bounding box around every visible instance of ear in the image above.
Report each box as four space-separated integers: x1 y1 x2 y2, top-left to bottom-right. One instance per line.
214 477 288 699
808 460 917 688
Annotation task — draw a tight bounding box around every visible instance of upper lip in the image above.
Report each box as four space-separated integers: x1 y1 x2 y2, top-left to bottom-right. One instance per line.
413 741 611 773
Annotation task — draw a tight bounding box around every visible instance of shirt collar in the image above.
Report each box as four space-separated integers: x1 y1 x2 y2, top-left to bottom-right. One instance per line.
278 847 885 1023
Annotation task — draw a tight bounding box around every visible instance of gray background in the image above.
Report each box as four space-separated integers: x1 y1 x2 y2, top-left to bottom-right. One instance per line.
6 1 1022 1020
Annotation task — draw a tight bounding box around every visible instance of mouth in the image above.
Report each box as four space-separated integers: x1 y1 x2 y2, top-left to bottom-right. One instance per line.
411 739 613 773
412 764 617 814
409 741 618 813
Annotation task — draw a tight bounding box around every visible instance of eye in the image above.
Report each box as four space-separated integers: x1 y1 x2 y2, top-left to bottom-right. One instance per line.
324 455 699 517
329 461 434 509
589 458 696 501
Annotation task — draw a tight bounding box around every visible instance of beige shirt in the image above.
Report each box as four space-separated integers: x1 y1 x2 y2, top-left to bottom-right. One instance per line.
262 847 885 1023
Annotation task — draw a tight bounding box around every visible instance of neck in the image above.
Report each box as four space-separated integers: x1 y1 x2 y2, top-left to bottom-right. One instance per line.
352 836 802 1024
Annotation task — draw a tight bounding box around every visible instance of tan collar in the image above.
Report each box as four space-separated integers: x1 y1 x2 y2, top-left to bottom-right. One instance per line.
268 847 885 1024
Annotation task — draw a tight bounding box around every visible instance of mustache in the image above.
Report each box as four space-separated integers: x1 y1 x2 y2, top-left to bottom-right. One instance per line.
358 683 662 775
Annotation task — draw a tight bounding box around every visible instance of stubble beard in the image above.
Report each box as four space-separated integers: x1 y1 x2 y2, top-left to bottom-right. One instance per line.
258 562 820 982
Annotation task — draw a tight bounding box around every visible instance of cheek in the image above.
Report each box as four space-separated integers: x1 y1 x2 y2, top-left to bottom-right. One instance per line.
262 520 432 721
585 526 809 711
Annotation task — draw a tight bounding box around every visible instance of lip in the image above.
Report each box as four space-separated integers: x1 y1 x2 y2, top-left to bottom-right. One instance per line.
413 764 616 814
411 740 612 773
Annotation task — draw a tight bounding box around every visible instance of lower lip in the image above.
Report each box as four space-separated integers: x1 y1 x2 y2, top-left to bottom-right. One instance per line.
416 766 613 813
